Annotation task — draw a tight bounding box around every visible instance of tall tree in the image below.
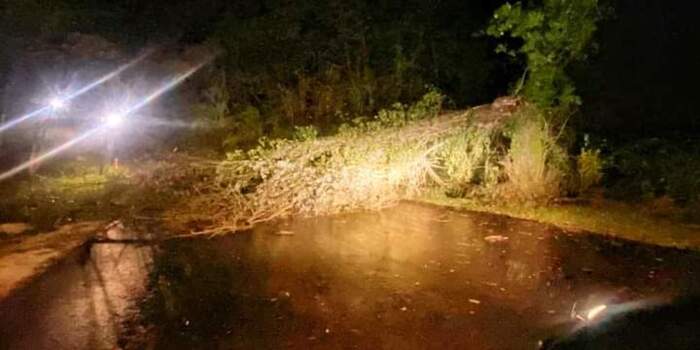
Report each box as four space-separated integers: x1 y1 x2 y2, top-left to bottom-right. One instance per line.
487 0 609 109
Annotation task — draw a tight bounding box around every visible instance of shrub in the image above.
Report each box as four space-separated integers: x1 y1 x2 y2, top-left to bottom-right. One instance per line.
292 125 318 142
336 89 444 136
436 125 501 197
576 143 603 194
178 91 451 234
221 106 264 150
192 71 230 124
606 138 700 204
501 108 566 202
276 66 416 128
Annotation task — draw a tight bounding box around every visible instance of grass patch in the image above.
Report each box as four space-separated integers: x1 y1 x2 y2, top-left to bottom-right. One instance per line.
0 157 176 231
420 192 700 250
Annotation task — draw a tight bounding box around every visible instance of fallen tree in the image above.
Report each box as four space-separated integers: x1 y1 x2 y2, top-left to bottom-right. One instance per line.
155 93 574 236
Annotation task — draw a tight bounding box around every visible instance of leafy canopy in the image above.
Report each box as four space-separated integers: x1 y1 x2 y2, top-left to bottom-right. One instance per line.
487 0 607 108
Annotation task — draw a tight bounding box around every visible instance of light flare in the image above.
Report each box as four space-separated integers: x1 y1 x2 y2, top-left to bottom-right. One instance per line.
0 56 212 181
131 115 201 129
0 128 100 181
49 97 67 110
124 61 208 115
0 108 50 133
0 51 151 134
105 113 125 128
97 59 211 129
65 50 152 101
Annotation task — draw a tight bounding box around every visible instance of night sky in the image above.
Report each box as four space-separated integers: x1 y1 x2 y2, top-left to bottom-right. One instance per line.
575 0 700 135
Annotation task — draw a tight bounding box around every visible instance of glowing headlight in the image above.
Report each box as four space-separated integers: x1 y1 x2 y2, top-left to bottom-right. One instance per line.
105 113 125 128
49 97 66 110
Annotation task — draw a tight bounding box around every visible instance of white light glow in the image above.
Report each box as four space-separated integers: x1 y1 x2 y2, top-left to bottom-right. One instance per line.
0 50 151 135
0 108 49 133
105 113 125 127
0 54 213 182
125 60 209 115
66 50 152 100
0 128 99 181
50 97 66 110
586 304 607 321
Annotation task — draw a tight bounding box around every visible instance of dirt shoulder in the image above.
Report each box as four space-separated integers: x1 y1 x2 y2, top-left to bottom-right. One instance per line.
0 221 103 300
418 195 700 250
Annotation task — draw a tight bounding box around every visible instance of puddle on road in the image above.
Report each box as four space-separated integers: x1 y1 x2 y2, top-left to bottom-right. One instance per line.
2 202 700 349
0 243 154 350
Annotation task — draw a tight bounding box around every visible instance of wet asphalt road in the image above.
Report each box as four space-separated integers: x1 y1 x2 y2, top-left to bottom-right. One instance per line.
1 201 700 349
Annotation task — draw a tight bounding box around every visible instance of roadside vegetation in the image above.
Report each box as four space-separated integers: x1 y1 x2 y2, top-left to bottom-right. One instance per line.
162 0 698 245
158 91 698 249
0 0 698 249
0 155 177 233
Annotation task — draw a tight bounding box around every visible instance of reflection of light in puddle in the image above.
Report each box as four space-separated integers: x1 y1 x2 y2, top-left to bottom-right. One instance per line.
25 244 154 349
586 304 607 320
253 203 555 318
87 244 152 333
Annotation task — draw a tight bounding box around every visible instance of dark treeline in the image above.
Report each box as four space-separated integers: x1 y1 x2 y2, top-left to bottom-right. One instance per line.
0 0 511 136
1 0 699 136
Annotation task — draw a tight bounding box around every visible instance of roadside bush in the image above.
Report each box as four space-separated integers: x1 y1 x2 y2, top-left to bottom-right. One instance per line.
292 125 318 142
190 72 266 152
189 72 234 151
192 71 230 124
278 67 352 126
501 107 567 202
275 65 430 130
576 142 603 194
606 138 700 205
221 106 264 150
436 125 502 198
177 91 450 234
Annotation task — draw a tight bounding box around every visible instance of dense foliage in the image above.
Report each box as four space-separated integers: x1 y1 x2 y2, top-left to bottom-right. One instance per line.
194 0 508 144
606 138 700 206
487 0 608 108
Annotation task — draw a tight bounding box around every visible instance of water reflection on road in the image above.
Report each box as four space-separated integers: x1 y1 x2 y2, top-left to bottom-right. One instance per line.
0 240 153 349
2 202 700 350
140 202 700 349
